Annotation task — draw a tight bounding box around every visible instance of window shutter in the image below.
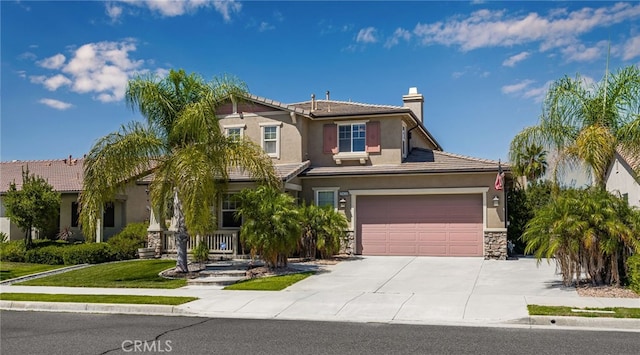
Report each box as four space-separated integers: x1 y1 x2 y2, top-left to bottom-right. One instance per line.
365 121 381 153
323 124 338 154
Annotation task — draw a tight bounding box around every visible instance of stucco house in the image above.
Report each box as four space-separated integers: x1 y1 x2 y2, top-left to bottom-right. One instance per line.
148 88 509 259
606 149 639 208
0 156 149 242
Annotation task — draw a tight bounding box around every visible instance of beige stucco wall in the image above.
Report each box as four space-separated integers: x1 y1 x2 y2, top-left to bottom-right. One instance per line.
300 172 506 229
218 111 302 164
606 155 640 208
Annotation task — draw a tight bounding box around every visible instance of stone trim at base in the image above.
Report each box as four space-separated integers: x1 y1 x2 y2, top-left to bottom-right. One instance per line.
484 231 507 260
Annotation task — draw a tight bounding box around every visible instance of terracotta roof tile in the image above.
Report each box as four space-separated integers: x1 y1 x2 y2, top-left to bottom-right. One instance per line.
1 158 84 193
301 148 508 177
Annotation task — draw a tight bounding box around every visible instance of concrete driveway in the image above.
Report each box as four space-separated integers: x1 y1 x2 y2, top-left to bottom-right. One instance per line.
284 256 579 324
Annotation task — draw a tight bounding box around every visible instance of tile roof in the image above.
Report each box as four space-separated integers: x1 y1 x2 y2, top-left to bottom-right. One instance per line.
618 147 639 171
301 148 508 177
289 100 411 118
0 158 84 193
227 161 311 182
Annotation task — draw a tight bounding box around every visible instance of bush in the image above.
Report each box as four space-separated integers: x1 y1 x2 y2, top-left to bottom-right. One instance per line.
192 241 209 264
25 245 65 265
0 240 26 262
628 255 640 294
63 243 114 265
107 222 148 261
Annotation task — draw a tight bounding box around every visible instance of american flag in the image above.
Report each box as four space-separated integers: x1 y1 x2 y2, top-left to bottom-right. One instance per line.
494 161 504 191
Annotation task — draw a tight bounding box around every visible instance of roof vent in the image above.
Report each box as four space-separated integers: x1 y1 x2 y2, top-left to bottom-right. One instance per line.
326 90 330 100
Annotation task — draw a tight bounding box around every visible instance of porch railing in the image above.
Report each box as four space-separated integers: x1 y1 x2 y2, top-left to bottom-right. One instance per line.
162 230 238 256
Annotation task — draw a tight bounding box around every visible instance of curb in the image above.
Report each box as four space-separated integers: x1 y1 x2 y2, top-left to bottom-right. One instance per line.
529 315 640 332
0 300 194 317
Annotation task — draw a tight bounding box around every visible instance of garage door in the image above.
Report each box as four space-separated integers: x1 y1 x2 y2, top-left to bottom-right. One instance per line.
356 194 483 256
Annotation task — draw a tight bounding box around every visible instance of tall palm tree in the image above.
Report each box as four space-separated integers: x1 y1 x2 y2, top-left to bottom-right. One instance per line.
510 65 640 189
512 144 548 183
80 69 279 272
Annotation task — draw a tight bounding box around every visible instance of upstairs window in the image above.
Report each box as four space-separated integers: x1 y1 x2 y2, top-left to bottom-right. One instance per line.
226 128 242 141
261 123 280 158
339 123 366 152
402 124 407 158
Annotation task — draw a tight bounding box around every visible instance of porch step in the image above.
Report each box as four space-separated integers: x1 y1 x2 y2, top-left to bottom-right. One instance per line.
199 270 247 278
187 275 246 286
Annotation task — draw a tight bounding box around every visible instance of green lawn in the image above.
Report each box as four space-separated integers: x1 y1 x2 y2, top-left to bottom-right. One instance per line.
224 271 313 291
16 260 186 289
0 262 66 281
0 293 197 305
528 305 640 319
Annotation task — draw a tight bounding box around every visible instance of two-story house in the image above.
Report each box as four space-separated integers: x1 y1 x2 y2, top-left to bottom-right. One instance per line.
183 87 509 260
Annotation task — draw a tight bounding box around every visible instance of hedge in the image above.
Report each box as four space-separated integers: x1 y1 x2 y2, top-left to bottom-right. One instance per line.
628 254 640 294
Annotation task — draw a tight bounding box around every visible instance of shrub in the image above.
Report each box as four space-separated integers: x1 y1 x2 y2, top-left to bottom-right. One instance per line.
25 245 65 265
0 240 26 262
628 255 640 294
63 243 114 265
299 204 348 259
192 241 209 264
107 222 148 261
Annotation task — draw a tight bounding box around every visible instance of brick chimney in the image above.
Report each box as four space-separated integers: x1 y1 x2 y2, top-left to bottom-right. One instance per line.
402 87 424 123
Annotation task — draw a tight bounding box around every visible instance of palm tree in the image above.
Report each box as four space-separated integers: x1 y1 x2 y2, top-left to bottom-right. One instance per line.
80 69 279 273
234 186 300 268
299 203 348 259
512 144 548 183
510 65 640 189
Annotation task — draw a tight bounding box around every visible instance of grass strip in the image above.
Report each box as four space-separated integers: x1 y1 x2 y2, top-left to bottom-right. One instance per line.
0 293 197 305
528 305 640 319
16 260 186 289
0 262 67 281
224 271 314 291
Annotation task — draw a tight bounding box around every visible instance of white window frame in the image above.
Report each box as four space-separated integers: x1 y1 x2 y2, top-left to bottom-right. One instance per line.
220 192 241 229
224 124 245 141
260 122 281 158
338 122 366 153
313 187 339 209
402 123 407 159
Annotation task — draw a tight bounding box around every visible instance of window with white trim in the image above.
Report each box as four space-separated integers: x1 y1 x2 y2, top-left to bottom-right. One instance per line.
402 123 407 158
225 127 243 141
314 188 339 209
221 193 241 228
338 123 366 152
261 124 280 158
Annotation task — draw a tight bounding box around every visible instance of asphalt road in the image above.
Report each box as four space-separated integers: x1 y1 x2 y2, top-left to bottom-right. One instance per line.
1 311 638 355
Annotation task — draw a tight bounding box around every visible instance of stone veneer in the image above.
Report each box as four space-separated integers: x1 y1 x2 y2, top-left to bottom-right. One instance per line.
484 231 507 260
147 232 163 258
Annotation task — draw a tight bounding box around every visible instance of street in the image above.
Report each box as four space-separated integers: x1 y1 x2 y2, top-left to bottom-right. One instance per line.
1 311 638 355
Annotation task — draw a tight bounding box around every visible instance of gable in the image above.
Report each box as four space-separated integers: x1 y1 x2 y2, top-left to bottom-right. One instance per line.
216 101 279 115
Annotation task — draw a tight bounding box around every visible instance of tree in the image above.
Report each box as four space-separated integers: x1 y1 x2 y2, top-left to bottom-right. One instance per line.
299 203 348 259
509 65 640 189
523 188 640 286
3 168 61 249
511 144 548 184
80 70 279 273
235 186 300 269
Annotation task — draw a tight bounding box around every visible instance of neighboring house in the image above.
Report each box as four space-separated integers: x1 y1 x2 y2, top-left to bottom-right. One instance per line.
0 156 149 242
606 149 640 208
163 87 509 259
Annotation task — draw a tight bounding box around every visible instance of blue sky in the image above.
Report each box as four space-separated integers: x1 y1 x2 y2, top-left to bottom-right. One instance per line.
2 1 639 163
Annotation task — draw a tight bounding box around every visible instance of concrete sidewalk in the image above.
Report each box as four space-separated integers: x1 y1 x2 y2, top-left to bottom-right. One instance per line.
1 257 639 331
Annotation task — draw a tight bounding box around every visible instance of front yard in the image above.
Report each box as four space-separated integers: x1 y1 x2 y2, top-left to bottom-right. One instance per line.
0 262 66 281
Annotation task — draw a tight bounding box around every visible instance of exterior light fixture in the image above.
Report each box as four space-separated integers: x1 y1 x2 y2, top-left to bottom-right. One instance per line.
492 195 500 207
339 198 347 209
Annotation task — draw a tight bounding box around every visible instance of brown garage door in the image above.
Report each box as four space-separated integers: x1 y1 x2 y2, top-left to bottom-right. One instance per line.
356 194 483 256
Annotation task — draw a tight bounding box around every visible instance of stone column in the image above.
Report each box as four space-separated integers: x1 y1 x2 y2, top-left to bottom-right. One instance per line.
484 230 507 260
147 208 164 258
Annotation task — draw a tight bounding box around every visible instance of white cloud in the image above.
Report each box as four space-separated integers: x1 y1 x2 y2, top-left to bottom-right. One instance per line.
258 22 274 32
412 3 640 52
39 98 74 110
18 52 37 61
384 28 411 48
37 53 66 69
106 2 123 22
622 35 640 60
502 79 551 103
561 41 607 62
502 79 535 94
356 27 377 44
502 51 530 67
213 0 242 22
30 40 150 103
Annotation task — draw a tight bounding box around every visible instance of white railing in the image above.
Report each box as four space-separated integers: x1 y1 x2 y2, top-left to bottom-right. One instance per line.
162 230 238 256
